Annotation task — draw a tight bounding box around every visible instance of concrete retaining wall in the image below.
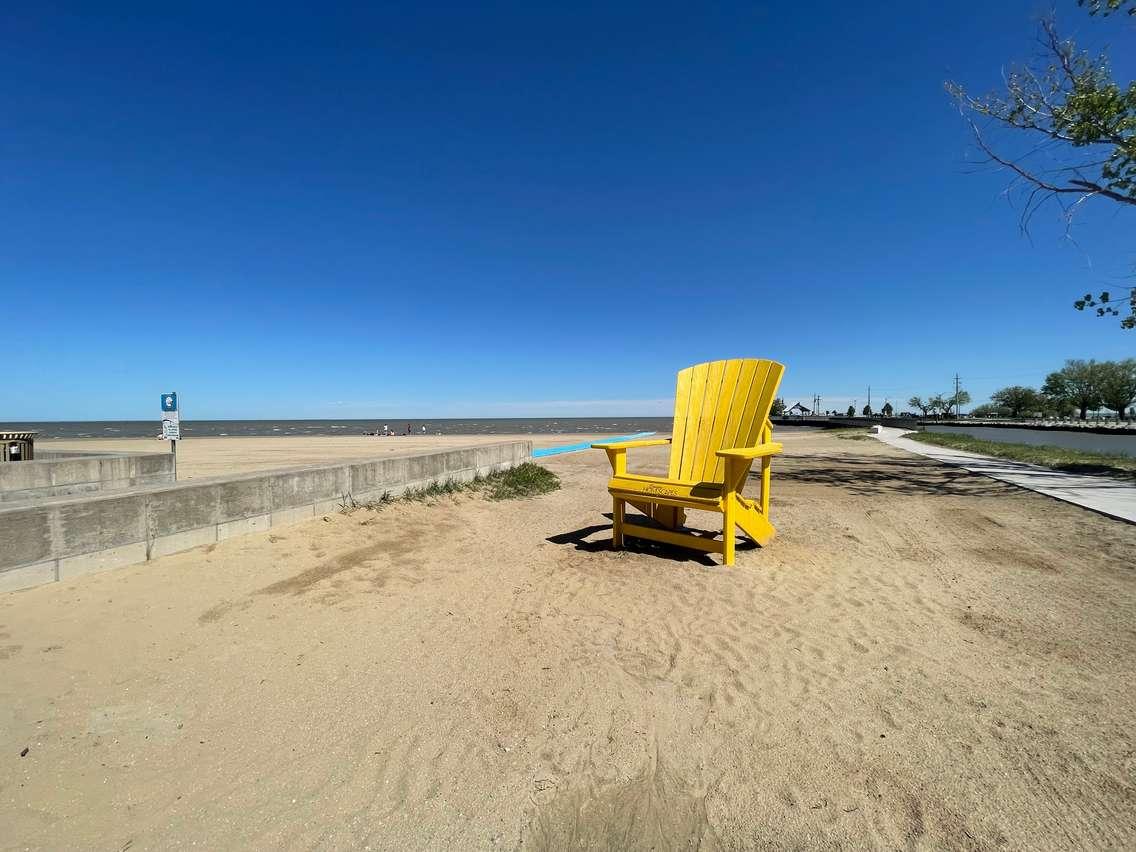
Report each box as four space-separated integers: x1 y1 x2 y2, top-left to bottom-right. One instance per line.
0 452 175 503
0 440 531 593
771 417 919 430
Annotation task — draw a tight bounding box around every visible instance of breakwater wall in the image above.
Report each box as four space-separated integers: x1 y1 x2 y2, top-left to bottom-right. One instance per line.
0 440 531 593
0 451 175 503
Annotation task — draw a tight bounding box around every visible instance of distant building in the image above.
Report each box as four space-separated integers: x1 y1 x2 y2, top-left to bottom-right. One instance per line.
787 402 812 416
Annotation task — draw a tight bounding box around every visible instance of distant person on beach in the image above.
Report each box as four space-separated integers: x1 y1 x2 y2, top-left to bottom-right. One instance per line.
422 425 427 434
383 424 389 436
406 424 411 435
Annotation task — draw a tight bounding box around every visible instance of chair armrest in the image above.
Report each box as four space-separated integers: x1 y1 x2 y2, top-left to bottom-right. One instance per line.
591 439 671 451
716 442 783 460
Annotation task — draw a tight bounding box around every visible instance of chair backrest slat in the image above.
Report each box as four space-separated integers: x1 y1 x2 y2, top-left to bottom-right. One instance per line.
667 358 785 483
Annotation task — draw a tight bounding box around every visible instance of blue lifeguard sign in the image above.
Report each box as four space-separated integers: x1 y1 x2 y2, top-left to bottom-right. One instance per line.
160 392 181 442
159 391 180 476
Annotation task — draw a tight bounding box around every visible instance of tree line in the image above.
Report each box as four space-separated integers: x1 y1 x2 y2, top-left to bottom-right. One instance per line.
972 359 1136 420
907 391 972 419
772 359 1135 421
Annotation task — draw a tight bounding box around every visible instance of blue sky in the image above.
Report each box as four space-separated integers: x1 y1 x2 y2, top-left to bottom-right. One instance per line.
2 2 1132 420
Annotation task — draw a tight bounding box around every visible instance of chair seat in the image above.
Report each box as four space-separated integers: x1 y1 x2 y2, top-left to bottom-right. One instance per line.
608 473 724 507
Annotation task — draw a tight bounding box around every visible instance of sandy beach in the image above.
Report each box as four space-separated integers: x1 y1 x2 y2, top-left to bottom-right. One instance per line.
37 434 611 480
2 430 1135 849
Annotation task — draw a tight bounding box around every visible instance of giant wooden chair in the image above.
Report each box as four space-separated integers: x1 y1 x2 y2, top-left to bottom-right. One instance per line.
592 358 785 566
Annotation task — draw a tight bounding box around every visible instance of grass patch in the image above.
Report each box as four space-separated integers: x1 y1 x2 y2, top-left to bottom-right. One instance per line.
829 428 873 441
908 431 1136 481
337 491 393 512
483 462 561 500
338 462 560 514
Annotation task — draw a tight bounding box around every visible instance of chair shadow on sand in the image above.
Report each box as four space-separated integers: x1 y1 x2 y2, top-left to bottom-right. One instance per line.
546 513 758 568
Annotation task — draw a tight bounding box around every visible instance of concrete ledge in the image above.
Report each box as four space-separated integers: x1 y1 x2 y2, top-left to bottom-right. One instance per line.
0 560 56 593
0 441 532 593
270 505 315 527
59 541 149 580
150 527 218 560
0 451 175 502
217 513 270 542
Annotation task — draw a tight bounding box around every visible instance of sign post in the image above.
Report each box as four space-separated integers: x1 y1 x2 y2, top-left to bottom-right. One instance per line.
160 392 180 479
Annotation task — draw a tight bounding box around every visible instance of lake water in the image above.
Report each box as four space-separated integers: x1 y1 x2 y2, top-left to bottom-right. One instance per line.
925 424 1136 459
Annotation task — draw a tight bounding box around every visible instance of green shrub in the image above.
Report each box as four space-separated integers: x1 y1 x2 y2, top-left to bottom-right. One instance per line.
483 462 561 500
338 463 560 514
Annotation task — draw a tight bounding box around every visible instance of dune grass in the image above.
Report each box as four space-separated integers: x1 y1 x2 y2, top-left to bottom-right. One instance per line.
338 462 560 514
908 431 1136 481
482 462 561 500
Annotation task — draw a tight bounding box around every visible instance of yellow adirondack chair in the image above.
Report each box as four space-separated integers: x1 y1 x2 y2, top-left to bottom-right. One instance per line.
592 358 785 566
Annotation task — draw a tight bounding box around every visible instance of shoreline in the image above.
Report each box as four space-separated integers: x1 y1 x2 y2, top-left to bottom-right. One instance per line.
34 433 650 480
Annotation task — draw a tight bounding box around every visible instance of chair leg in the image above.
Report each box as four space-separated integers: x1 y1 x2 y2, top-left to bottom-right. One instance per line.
612 496 624 549
736 500 776 546
722 492 736 566
761 456 772 519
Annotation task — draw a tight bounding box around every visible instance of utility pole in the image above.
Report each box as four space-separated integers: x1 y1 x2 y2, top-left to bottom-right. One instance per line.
954 373 961 419
867 386 871 413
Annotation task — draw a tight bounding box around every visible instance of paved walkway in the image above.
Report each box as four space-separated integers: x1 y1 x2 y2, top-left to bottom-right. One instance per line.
874 427 1136 524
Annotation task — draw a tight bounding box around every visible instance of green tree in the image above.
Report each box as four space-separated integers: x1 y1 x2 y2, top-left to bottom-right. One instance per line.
1096 359 1136 416
845 404 855 417
771 397 786 416
862 404 873 417
881 401 894 417
970 402 1005 418
908 396 933 417
1074 289 1136 330
946 1 1135 328
928 394 949 418
1042 359 1104 419
1041 392 1077 418
942 389 971 417
990 386 1043 418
